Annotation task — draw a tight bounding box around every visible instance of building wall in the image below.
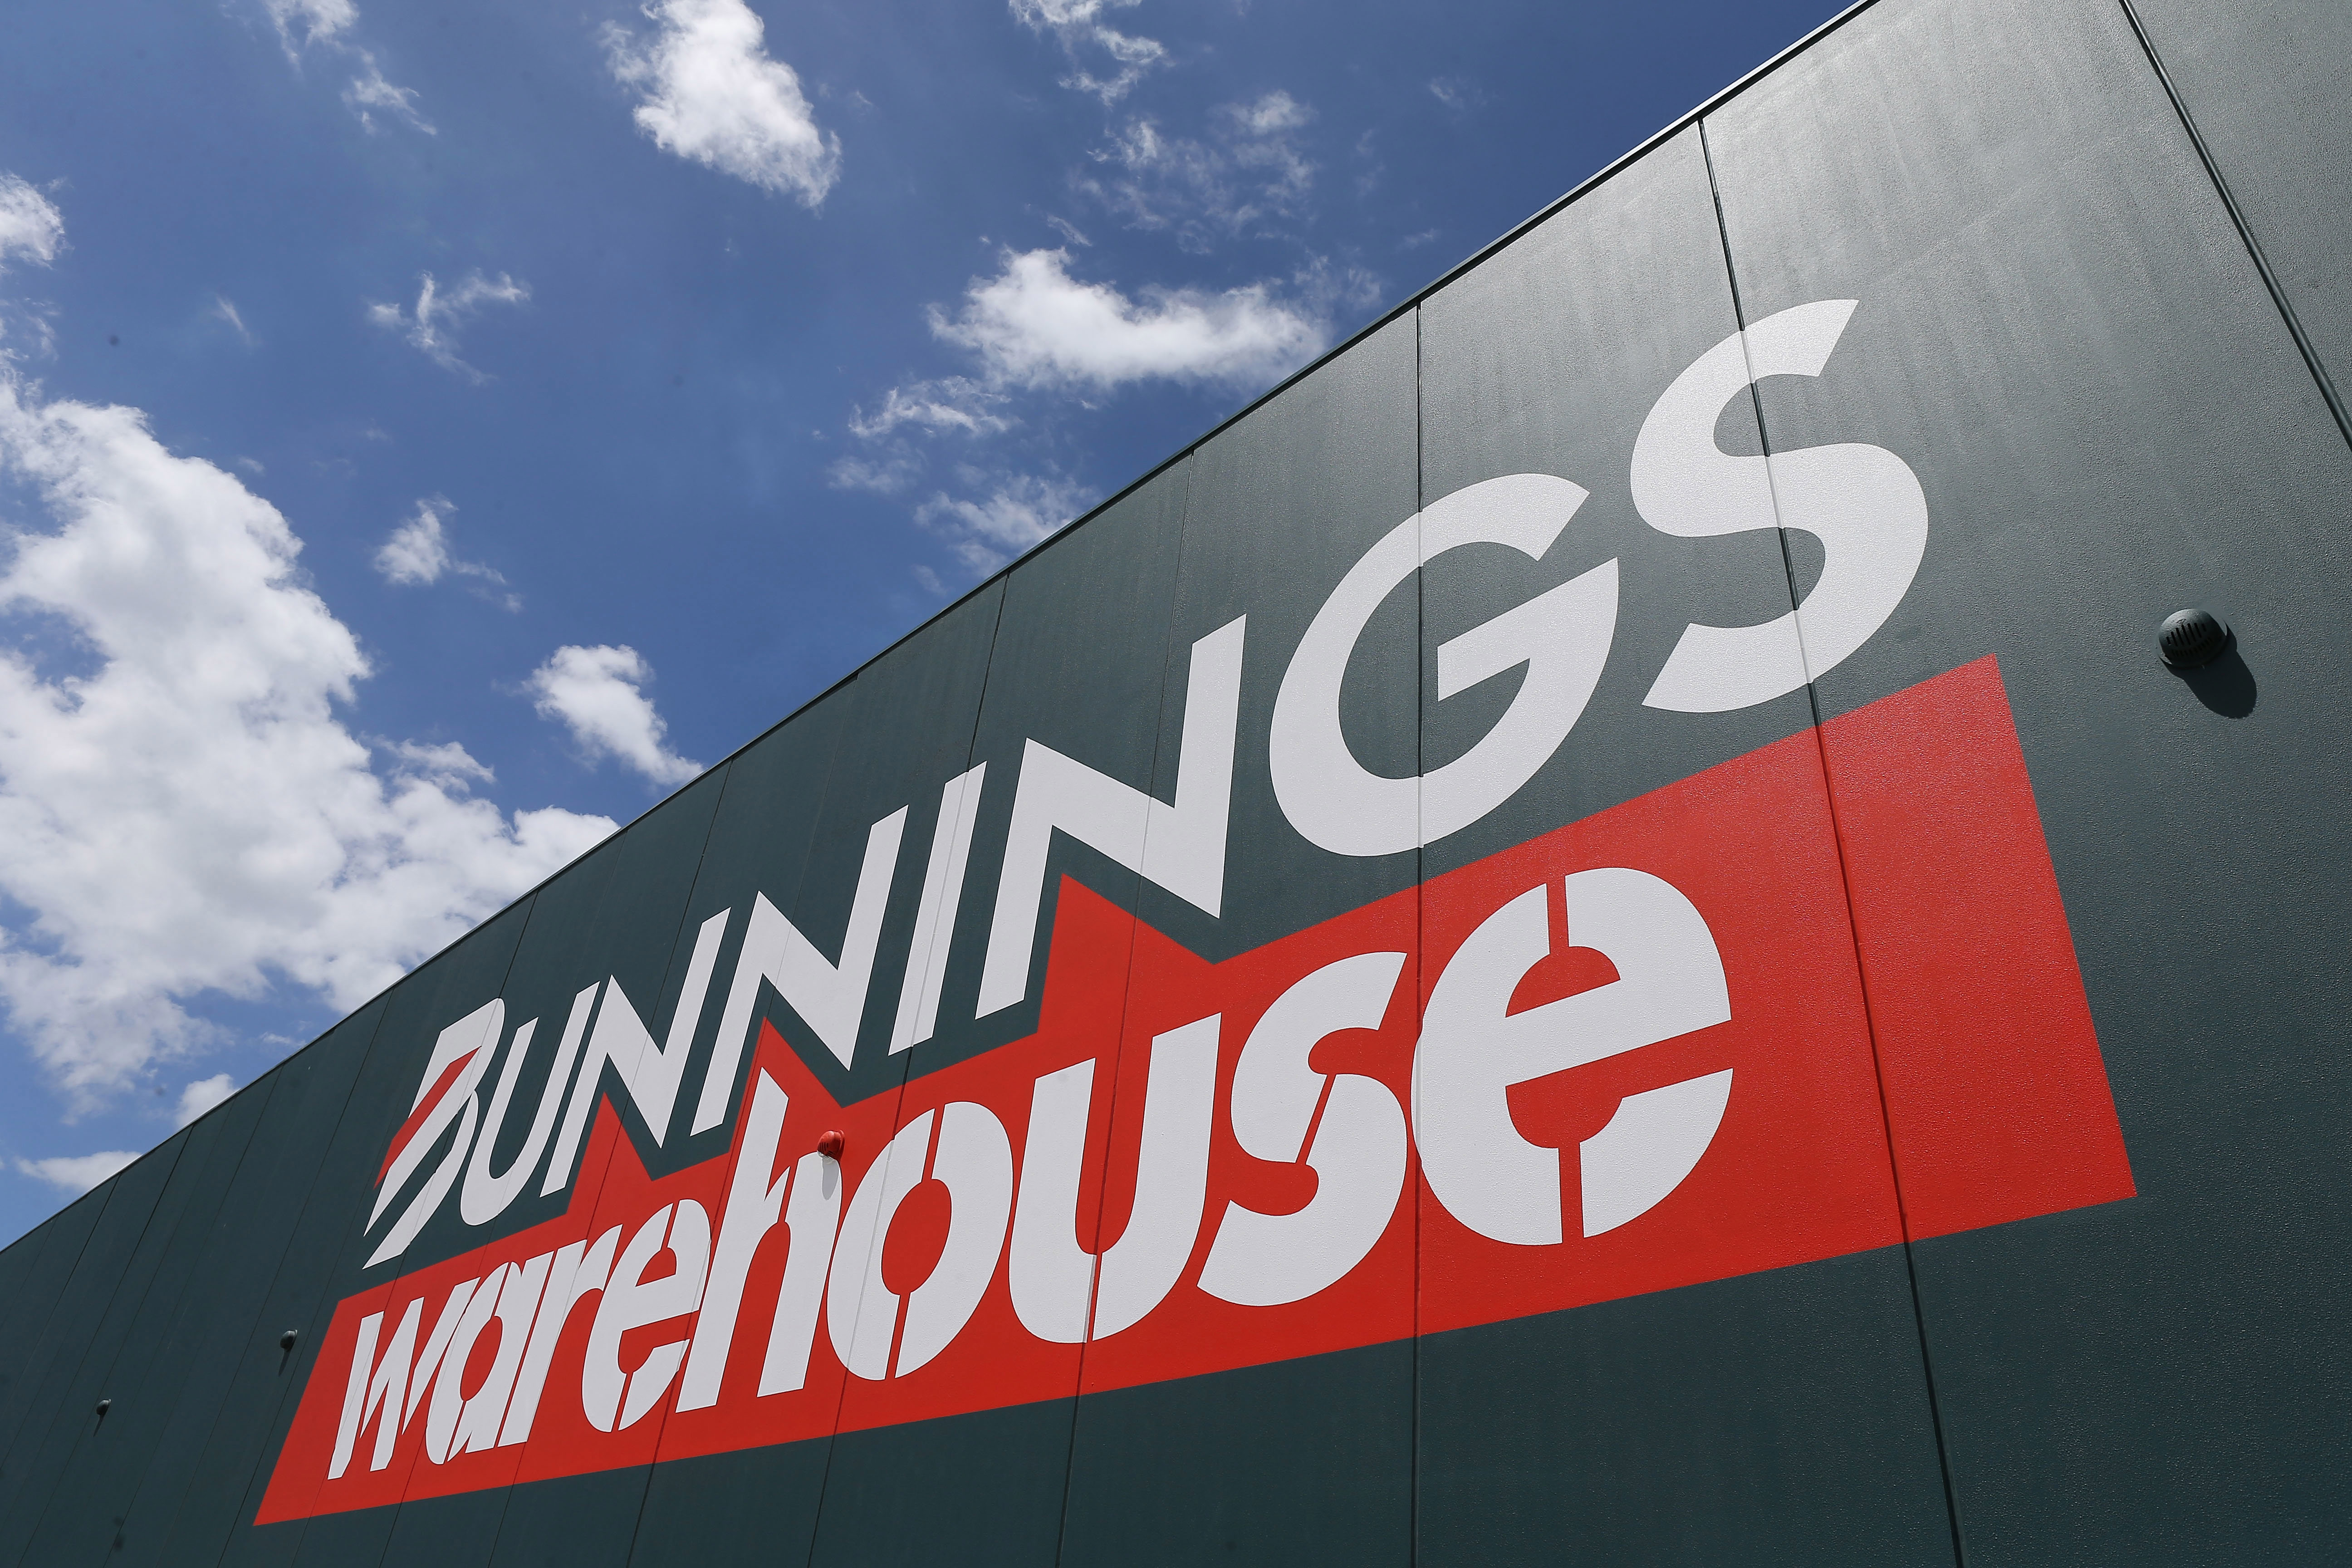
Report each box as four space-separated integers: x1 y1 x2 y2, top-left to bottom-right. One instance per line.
1 1 2343 1563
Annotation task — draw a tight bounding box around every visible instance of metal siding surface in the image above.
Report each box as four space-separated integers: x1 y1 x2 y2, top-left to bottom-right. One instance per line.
0 1186 108 1471
1061 1344 1416 1568
1056 316 1421 1568
920 462 1186 1072
0 1114 229 1566
1409 120 1953 1565
783 578 1007 1103
103 1004 380 1567
225 897 535 1568
623 1445 832 1568
745 588 1008 1562
1706 0 2352 1558
452 769 732 1568
2128 0 2352 402
11 1081 272 1566
137 998 387 1568
632 681 850 1165
1161 316 1421 957
808 469 1186 1568
496 590 1005 1567
809 1402 1078 1568
480 696 844 1568
0 1133 189 1531
1416 126 1814 862
1419 1253 1953 1565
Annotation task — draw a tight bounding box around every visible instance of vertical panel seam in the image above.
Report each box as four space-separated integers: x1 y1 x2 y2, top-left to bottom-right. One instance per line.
808 584 1011 1568
342 899 548 1568
13 1080 279 1567
0 1133 193 1565
2112 0 2352 450
1408 303 1425 1568
573 765 751 1568
1695 114 1970 1568
185 1003 391 1568
1047 458 1192 1568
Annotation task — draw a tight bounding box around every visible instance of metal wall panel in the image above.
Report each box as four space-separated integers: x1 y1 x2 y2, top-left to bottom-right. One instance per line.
456 769 732 1568
1057 316 1420 1568
0 1189 109 1484
1705 0 2352 1558
806 471 1182 1568
225 898 534 1568
1411 120 1953 1564
2129 0 2352 405
0 1136 187 1526
103 998 380 1567
0 1110 235 1566
137 998 387 1567
10 1079 270 1566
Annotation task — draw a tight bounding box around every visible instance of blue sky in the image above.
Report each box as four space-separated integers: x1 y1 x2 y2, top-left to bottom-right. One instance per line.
0 0 1844 1243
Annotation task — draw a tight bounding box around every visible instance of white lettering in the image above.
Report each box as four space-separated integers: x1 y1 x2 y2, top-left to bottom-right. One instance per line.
425 1264 510 1464
548 906 734 1192
462 986 595 1224
1200 953 1409 1307
583 1201 712 1431
975 618 1245 1020
328 1298 418 1479
692 806 911 1132
1008 1015 1219 1342
827 1102 1014 1379
499 1225 621 1446
1271 474 1617 858
1635 299 1927 713
891 763 987 1054
677 1071 843 1408
366 1002 503 1267
450 1250 553 1455
1414 869 1731 1244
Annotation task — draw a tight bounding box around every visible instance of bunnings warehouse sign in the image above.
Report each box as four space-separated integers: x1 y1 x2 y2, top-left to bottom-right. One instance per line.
257 302 2132 1520
10 1 2344 1557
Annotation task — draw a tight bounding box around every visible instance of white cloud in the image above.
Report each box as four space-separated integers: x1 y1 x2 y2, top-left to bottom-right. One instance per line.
928 247 1326 393
383 740 495 789
0 175 65 274
174 1072 235 1127
826 451 924 497
15 1149 138 1193
211 295 255 347
344 53 436 135
373 496 454 584
1010 0 1165 104
1084 92 1317 251
917 469 1091 573
848 242 1338 585
0 364 614 1107
259 3 431 136
261 0 357 55
1427 74 1492 113
847 377 1012 441
372 495 511 605
528 645 702 788
366 271 529 382
604 0 841 206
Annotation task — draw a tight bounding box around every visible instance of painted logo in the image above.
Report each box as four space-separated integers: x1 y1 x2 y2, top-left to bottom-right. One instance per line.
259 657 2132 1523
257 304 2130 1523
